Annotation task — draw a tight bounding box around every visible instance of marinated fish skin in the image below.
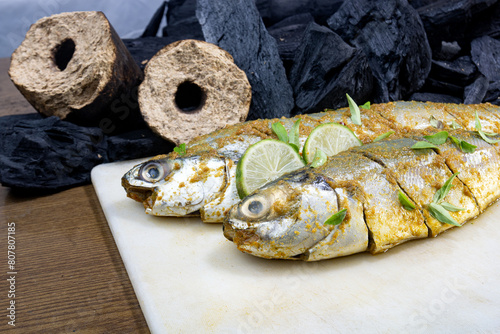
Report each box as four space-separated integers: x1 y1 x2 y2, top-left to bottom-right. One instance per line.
357 137 479 236
437 130 500 211
224 132 500 261
123 102 500 223
315 150 428 253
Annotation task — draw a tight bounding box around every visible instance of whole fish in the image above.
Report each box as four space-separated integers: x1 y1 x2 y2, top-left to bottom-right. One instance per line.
122 101 500 223
223 129 500 260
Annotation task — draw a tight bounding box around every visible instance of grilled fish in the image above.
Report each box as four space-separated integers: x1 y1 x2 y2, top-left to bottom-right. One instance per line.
223 129 500 260
122 101 500 223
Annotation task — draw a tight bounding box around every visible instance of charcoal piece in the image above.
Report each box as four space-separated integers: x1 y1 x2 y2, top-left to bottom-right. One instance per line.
471 36 500 81
197 0 294 120
466 2 500 41
327 0 432 103
464 74 489 104
422 77 463 97
0 114 107 191
417 0 498 53
106 129 173 162
434 41 462 61
123 36 206 70
0 114 174 192
256 0 343 26
162 0 204 40
484 81 500 105
408 0 436 8
430 56 477 84
267 12 314 30
288 22 373 114
409 92 463 104
267 13 314 71
141 1 167 37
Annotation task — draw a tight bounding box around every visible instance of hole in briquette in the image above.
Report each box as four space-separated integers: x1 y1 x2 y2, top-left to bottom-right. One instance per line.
53 39 75 71
174 81 205 112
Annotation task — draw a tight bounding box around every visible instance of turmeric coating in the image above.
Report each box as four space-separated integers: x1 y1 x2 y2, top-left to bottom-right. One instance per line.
224 128 500 261
122 101 500 253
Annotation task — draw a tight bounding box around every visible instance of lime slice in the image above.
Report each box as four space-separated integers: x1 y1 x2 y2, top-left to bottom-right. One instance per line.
236 139 305 198
303 123 362 163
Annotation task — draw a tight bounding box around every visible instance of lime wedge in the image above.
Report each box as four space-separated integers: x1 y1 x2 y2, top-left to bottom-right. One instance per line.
236 139 305 198
303 123 362 164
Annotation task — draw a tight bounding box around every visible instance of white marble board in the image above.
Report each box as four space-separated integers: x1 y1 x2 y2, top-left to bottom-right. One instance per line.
91 158 500 334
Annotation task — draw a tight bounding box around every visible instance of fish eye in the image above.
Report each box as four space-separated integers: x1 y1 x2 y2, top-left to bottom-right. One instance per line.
139 161 170 183
240 195 270 220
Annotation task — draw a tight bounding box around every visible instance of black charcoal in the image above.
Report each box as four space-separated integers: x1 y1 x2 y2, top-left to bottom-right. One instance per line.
466 2 500 41
464 74 489 104
417 0 498 52
105 129 173 162
327 0 431 102
267 13 314 72
141 1 167 37
408 0 436 9
471 36 500 81
409 92 463 104
471 36 500 104
430 56 477 85
197 0 294 120
162 0 204 40
123 37 182 70
0 114 106 191
434 41 462 61
0 114 172 192
256 0 343 26
288 22 373 114
422 77 463 97
484 81 500 105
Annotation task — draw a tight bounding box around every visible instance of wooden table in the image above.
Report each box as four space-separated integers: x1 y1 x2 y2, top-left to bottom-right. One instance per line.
0 57 150 332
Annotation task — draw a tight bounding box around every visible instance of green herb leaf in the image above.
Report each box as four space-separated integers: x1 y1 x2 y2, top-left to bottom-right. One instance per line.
272 122 288 143
433 172 459 204
459 140 477 153
411 141 439 150
289 119 301 148
346 93 362 125
449 135 460 146
424 131 449 145
373 130 395 142
310 149 327 168
428 203 461 226
451 120 462 129
449 135 476 153
440 202 464 212
474 111 500 143
478 130 500 144
324 209 347 226
398 190 416 211
429 115 443 129
288 143 300 154
475 111 482 131
173 143 187 156
360 101 371 110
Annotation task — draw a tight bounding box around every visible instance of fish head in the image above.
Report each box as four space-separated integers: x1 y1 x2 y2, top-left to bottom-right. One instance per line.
122 153 228 216
223 170 341 259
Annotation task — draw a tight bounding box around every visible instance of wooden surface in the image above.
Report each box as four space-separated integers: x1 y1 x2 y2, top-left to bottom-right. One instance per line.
0 57 150 332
